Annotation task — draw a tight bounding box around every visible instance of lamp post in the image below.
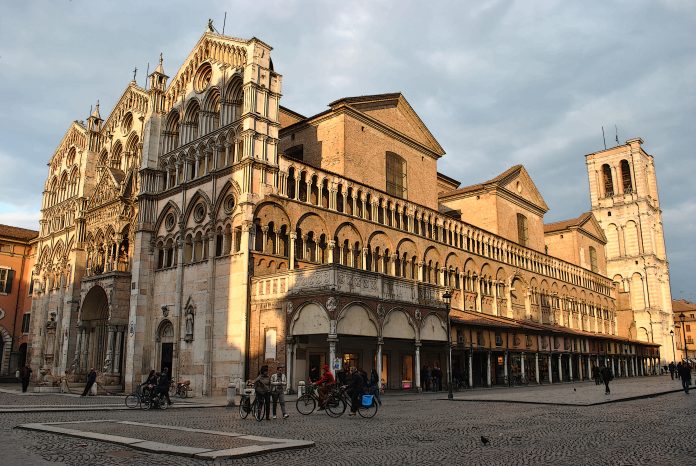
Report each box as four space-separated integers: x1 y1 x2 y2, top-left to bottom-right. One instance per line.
679 313 689 363
670 329 675 363
443 290 453 400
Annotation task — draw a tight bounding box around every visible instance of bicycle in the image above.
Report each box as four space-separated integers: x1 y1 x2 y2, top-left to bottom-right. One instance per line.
239 384 265 422
141 388 169 410
125 384 153 408
296 384 325 415
325 385 378 418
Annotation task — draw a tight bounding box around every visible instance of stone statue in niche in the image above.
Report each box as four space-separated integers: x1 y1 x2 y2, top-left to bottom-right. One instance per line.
184 306 194 342
326 296 337 313
286 302 293 315
377 304 385 319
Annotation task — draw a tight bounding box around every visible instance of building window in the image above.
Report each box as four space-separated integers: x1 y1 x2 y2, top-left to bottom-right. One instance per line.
495 333 503 347
516 214 528 247
602 164 614 197
0 268 13 294
386 152 407 199
620 159 633 194
21 314 31 334
687 324 691 332
589 246 598 273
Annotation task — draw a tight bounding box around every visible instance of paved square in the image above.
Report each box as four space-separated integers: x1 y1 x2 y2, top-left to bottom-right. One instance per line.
2 377 695 465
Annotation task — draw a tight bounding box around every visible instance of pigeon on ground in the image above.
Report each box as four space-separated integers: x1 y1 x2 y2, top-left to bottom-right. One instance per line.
480 436 490 446
573 388 577 392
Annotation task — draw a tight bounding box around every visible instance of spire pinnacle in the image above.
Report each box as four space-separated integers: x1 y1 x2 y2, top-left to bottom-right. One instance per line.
90 100 101 120
154 52 165 74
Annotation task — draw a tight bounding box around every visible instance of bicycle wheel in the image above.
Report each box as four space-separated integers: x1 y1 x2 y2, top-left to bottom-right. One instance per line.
358 398 378 418
178 387 188 399
254 399 264 422
239 396 251 419
141 396 152 410
159 397 169 410
125 393 140 409
325 393 346 418
295 394 316 415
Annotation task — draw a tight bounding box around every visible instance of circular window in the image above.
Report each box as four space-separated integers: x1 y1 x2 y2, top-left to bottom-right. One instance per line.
223 194 235 214
516 181 522 193
193 63 213 93
122 112 133 133
165 212 176 231
193 203 206 222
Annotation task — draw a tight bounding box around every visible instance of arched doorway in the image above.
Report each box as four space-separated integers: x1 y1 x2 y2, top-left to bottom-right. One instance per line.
80 286 109 373
156 320 174 373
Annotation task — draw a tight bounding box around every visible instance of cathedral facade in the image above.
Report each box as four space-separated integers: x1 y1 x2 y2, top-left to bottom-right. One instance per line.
29 30 667 396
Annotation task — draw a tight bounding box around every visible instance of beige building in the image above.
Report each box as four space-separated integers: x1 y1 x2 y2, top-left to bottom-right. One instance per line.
586 139 674 362
29 28 664 396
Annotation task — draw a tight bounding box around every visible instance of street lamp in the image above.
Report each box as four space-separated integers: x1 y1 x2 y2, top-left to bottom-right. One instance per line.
443 290 453 400
670 329 675 363
679 313 689 363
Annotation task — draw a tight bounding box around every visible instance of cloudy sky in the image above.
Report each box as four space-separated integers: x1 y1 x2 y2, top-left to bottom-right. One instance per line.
0 0 694 298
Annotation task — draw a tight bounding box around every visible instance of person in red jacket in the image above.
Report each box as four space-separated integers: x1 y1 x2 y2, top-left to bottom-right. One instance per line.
312 364 335 409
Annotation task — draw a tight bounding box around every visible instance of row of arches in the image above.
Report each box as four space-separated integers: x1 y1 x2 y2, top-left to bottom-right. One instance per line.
85 226 131 276
44 166 79 208
98 132 140 173
601 159 633 198
279 164 612 295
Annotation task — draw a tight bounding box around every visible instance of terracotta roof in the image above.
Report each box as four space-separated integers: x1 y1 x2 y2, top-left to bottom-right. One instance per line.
544 212 594 234
439 165 524 198
328 92 403 108
279 105 306 120
672 299 696 313
0 224 39 241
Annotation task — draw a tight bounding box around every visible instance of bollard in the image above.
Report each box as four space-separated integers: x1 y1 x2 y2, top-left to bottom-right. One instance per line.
298 380 305 396
227 383 237 407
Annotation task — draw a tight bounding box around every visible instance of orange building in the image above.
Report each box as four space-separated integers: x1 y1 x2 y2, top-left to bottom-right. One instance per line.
0 224 38 376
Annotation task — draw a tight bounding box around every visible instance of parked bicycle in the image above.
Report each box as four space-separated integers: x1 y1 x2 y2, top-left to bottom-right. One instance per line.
175 380 191 398
325 385 378 418
239 383 264 421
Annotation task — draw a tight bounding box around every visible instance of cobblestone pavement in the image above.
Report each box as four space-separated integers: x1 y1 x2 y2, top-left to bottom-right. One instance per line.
2 379 695 465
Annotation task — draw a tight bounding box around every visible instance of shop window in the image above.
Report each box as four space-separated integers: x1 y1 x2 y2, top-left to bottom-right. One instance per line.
401 354 413 389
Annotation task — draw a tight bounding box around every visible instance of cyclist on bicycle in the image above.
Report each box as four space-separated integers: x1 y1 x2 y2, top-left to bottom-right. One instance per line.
312 364 335 410
155 367 172 406
347 366 365 416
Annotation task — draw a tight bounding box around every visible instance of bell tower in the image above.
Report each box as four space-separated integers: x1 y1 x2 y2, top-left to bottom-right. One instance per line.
586 137 673 363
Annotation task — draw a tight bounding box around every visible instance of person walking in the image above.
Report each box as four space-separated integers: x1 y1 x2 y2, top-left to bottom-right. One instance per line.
599 365 613 395
369 368 382 406
270 366 289 419
668 362 676 380
678 362 691 394
253 365 271 420
81 368 97 396
19 364 32 393
348 367 365 416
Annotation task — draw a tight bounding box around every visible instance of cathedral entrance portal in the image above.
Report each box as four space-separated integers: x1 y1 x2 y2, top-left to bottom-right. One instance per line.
79 286 109 374
157 320 174 373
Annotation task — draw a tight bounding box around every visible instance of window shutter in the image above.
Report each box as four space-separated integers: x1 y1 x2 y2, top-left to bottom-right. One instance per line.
4 270 14 293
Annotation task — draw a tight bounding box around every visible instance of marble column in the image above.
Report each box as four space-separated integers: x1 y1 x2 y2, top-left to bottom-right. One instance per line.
415 341 422 392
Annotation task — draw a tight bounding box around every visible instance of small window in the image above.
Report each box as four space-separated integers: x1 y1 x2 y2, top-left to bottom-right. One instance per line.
602 164 614 197
620 159 633 194
386 152 407 199
495 333 503 347
0 268 13 294
517 214 529 247
589 246 598 273
21 314 31 333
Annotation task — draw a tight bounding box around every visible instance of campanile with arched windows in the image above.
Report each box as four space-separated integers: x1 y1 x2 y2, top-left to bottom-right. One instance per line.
586 138 674 362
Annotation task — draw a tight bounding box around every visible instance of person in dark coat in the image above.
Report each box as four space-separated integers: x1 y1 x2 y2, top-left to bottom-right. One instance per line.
156 367 172 405
668 362 676 380
592 365 600 385
308 365 321 383
19 364 32 393
348 367 365 416
81 368 97 396
678 362 691 394
599 365 613 395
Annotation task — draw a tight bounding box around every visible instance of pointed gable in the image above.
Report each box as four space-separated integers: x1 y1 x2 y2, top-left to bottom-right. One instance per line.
329 93 445 157
87 168 125 209
545 212 607 244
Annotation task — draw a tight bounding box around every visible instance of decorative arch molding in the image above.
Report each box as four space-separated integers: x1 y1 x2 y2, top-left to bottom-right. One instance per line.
254 201 292 229
290 301 330 336
213 179 242 218
420 313 447 341
80 284 110 321
183 189 213 224
155 318 175 343
382 308 416 340
154 200 182 234
336 302 378 337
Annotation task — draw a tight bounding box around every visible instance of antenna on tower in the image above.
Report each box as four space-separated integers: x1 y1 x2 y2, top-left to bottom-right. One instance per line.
145 62 150 90
222 11 227 34
615 125 619 146
602 126 607 150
